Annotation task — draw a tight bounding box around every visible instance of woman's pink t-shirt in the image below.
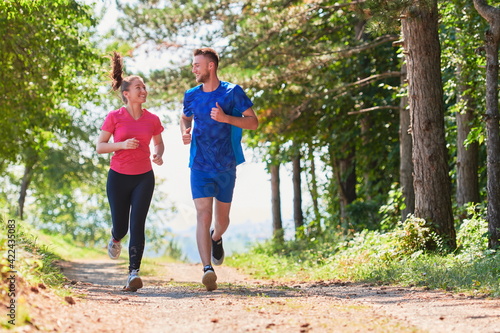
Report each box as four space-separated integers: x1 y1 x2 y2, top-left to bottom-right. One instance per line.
101 107 164 175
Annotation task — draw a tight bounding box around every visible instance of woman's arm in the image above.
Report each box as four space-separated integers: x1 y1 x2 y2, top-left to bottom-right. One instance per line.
152 133 164 166
96 130 139 154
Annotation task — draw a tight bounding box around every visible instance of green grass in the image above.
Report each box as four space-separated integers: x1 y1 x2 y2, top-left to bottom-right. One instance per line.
227 216 500 298
0 216 184 330
34 230 108 260
0 217 67 329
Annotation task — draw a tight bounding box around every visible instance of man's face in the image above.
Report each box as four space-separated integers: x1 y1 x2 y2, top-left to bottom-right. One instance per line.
192 54 210 83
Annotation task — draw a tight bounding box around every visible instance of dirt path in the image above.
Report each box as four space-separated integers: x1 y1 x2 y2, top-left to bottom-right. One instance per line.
18 258 500 332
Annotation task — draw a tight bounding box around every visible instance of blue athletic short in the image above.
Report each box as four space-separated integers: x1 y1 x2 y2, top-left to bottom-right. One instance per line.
190 168 237 203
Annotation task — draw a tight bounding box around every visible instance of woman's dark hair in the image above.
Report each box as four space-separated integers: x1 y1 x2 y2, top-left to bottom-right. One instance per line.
193 47 219 68
110 51 142 104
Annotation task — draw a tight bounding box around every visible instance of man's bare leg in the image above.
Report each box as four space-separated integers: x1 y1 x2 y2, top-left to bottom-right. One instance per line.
194 197 213 266
212 199 231 241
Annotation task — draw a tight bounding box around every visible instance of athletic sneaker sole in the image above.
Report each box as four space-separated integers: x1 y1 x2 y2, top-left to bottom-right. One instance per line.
123 276 143 292
107 240 121 260
202 270 217 291
212 251 225 266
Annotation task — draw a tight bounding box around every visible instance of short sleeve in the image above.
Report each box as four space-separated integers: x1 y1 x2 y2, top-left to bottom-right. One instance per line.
101 112 115 133
153 116 164 135
233 85 254 115
183 93 193 117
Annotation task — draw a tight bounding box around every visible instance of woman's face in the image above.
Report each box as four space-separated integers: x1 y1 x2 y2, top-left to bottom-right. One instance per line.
124 78 147 104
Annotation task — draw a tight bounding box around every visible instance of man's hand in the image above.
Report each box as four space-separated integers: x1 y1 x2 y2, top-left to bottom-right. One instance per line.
182 127 192 145
210 102 228 123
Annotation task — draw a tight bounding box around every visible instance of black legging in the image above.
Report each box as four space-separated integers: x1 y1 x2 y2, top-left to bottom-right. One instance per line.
106 169 155 272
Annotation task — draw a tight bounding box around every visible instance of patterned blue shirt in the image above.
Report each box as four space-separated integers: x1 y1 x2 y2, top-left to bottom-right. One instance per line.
183 81 254 172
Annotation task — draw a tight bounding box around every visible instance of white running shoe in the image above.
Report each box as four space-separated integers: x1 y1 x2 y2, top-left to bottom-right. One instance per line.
124 269 143 292
107 238 121 260
202 265 217 291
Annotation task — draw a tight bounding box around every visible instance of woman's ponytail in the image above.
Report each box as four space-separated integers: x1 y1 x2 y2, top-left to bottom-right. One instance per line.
111 51 124 92
109 51 142 104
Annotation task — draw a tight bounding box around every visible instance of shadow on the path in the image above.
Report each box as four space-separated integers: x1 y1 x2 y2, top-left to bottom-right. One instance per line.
59 258 127 287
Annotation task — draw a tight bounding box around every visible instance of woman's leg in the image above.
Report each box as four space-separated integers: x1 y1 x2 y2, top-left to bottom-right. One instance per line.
128 170 155 272
106 169 132 241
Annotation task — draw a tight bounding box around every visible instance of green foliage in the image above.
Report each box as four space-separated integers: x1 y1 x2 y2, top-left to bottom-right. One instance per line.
0 216 68 328
379 184 406 230
364 0 413 33
345 199 382 231
0 0 102 166
394 216 445 255
456 203 489 256
0 0 116 247
231 211 499 296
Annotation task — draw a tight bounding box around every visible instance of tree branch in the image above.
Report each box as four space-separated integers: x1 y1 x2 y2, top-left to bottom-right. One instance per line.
474 0 500 37
330 71 401 100
348 106 400 115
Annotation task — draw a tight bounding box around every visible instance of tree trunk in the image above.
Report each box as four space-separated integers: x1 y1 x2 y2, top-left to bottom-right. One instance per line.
270 162 283 241
307 144 321 224
360 115 376 201
292 152 304 234
306 143 321 235
473 0 500 249
334 148 357 233
18 159 37 220
399 61 415 220
456 63 480 206
401 0 456 250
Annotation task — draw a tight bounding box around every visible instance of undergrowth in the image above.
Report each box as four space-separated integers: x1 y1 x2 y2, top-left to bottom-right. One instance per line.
229 204 500 297
0 215 82 329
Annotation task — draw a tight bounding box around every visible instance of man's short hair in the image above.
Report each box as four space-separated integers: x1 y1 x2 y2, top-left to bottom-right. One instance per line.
194 48 219 68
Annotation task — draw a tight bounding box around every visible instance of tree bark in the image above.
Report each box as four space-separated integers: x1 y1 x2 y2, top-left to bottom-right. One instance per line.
456 66 480 206
307 144 321 228
399 62 415 220
360 115 375 201
473 0 500 249
401 0 456 249
292 152 304 234
18 158 38 220
334 148 357 233
270 162 283 241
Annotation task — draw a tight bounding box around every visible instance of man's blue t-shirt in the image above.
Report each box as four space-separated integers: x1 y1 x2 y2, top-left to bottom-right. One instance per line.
183 81 254 172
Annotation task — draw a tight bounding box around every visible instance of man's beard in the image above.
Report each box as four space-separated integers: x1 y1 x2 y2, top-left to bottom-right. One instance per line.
196 72 210 83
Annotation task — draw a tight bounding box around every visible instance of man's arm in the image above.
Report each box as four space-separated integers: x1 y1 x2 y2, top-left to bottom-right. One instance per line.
180 114 193 145
210 103 258 130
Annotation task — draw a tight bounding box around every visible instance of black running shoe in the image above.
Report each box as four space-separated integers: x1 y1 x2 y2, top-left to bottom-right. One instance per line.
202 265 217 291
211 229 225 266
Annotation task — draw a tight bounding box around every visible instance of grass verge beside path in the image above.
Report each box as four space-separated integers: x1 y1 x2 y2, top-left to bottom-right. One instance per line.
0 217 110 330
227 228 500 298
0 216 181 330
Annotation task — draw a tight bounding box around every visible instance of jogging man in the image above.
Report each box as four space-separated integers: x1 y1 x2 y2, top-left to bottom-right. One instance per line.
180 47 258 291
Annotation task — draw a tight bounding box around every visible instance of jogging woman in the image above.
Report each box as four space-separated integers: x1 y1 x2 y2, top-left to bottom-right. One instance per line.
96 52 164 292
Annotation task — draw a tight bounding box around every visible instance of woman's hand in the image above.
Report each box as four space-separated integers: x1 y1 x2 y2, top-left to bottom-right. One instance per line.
152 154 163 166
122 138 140 150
